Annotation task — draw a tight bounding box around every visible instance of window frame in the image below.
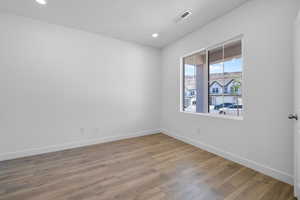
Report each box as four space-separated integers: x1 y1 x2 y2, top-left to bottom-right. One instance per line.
179 35 244 120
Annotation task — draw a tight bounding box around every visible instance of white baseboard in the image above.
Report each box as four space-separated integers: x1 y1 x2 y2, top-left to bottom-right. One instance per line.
161 128 293 185
295 184 300 198
0 129 161 162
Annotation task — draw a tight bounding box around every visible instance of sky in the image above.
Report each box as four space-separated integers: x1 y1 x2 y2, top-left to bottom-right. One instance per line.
185 58 242 76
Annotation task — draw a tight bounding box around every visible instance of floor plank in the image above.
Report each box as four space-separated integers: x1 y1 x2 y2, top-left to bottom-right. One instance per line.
0 133 296 200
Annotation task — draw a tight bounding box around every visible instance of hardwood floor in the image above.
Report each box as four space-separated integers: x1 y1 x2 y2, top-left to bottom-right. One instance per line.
0 133 295 200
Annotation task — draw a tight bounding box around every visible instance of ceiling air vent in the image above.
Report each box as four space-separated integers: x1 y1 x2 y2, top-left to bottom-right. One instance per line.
175 10 192 23
181 11 191 18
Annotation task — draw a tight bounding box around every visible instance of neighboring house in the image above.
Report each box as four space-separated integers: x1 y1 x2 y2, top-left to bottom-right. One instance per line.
210 81 223 94
225 79 242 94
209 79 242 105
184 72 242 107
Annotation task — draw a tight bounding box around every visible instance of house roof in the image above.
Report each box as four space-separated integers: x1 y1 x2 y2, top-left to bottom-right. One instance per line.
185 72 242 90
209 79 237 87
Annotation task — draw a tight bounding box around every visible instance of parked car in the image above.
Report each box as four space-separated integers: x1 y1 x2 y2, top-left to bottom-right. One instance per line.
219 104 243 115
214 103 234 110
228 104 243 109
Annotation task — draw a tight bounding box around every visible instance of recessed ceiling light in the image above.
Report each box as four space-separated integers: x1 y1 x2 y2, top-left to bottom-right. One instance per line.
35 0 47 5
152 33 159 38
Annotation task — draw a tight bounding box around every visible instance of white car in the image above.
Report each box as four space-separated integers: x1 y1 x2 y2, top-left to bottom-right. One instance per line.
219 105 243 116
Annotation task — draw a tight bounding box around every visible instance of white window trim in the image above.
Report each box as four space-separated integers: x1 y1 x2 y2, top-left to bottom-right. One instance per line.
179 35 244 120
181 111 244 120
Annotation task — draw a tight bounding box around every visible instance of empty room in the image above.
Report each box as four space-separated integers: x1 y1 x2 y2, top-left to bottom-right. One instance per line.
1 0 300 199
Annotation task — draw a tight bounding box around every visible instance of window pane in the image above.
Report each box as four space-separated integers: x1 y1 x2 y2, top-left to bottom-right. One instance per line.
183 50 207 113
223 40 243 116
208 46 224 115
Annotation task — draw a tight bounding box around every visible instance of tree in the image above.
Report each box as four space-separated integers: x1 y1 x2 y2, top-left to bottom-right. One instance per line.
231 80 242 116
231 80 241 94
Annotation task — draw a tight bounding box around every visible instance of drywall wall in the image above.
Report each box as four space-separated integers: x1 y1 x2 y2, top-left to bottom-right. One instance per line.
161 0 300 184
0 13 161 160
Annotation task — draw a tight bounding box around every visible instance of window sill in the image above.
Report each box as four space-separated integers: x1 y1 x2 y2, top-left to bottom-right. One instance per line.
180 111 243 121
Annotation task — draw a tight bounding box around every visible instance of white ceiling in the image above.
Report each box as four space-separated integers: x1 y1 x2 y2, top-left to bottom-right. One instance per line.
0 0 249 48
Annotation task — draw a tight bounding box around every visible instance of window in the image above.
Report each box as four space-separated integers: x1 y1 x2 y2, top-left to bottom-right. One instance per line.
212 88 219 94
224 87 228 94
182 37 243 117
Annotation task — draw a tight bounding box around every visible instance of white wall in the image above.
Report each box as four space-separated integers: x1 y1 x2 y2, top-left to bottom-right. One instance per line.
0 13 161 160
161 0 300 184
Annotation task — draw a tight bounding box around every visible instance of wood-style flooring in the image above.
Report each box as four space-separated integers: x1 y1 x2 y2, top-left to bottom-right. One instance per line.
0 133 295 200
